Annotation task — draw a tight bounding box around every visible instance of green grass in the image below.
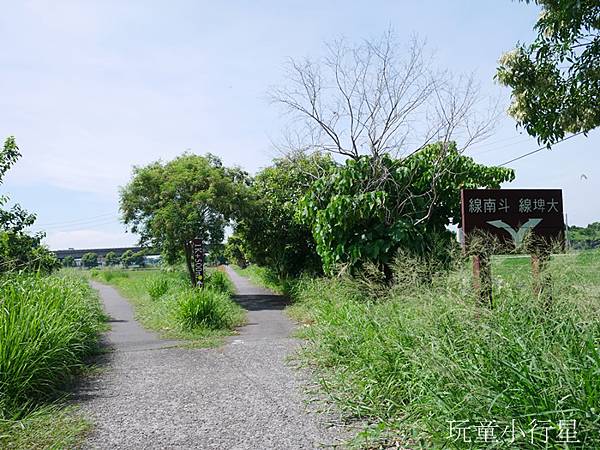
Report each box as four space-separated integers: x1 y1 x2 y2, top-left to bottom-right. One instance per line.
0 405 92 449
90 268 244 346
0 271 105 447
231 264 290 294
289 250 600 448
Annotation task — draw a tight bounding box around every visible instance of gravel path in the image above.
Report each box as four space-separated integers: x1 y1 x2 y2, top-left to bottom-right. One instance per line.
77 267 347 449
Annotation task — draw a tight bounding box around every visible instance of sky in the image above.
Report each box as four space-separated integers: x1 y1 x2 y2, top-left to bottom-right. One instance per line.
1 0 598 250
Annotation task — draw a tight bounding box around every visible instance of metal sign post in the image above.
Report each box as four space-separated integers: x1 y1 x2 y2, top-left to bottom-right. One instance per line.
460 189 565 305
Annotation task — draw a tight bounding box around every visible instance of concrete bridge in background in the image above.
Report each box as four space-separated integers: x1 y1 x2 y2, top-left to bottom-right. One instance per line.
53 246 154 261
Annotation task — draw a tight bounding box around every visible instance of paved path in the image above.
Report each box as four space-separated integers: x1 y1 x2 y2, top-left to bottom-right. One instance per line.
77 268 346 449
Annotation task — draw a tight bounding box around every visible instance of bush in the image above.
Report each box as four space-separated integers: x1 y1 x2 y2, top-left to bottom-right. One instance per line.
0 273 104 418
147 276 169 300
176 289 240 331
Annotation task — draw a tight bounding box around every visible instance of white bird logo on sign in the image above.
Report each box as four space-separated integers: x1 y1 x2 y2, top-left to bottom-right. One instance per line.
486 218 543 246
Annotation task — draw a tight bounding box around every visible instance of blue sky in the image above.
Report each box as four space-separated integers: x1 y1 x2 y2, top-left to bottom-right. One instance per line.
1 0 598 250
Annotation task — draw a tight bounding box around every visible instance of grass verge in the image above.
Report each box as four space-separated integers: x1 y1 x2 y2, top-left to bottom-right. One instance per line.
0 271 105 447
90 267 244 347
288 250 600 449
0 405 91 449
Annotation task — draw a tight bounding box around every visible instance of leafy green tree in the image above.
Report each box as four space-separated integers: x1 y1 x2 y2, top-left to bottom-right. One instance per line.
234 153 334 277
569 222 600 249
81 252 98 269
105 251 120 266
62 255 76 267
206 243 226 266
298 142 515 275
120 153 248 283
224 233 250 268
120 249 134 268
132 250 146 267
497 0 599 145
0 137 59 273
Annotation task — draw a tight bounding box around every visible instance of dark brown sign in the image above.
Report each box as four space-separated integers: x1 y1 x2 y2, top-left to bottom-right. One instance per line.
460 189 565 249
192 238 205 288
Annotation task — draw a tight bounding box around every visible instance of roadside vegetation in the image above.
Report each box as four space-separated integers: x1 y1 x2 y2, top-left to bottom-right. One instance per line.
90 268 244 346
288 250 600 448
0 272 105 448
0 137 105 447
569 222 600 250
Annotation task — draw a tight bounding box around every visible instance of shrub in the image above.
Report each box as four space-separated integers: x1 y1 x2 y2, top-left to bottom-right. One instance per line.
0 273 104 418
147 276 169 300
176 289 240 330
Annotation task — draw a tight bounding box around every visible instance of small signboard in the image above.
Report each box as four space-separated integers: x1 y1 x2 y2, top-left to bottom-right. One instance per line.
192 238 205 288
460 189 565 307
461 189 565 249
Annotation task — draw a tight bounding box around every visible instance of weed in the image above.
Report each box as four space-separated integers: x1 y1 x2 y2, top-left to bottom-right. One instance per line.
176 289 241 330
290 251 600 448
147 276 169 300
205 270 235 295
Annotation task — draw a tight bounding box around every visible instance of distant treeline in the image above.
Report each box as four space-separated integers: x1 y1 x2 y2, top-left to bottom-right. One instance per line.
569 222 600 249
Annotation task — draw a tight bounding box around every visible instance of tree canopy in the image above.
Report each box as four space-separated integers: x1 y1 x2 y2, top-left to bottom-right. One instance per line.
497 0 599 145
120 249 135 268
120 153 248 281
569 222 600 249
105 251 120 266
62 255 76 268
234 152 334 277
0 137 59 274
298 142 515 274
81 252 98 268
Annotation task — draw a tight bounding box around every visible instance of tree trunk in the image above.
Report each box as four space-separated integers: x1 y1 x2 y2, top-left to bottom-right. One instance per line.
184 240 196 286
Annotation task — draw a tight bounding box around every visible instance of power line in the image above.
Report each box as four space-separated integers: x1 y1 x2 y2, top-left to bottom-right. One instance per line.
34 211 117 227
469 136 534 156
468 135 532 155
498 132 586 167
31 218 122 232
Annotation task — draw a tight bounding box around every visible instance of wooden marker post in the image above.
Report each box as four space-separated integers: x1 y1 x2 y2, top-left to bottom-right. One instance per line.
531 248 552 306
192 238 205 288
472 253 493 308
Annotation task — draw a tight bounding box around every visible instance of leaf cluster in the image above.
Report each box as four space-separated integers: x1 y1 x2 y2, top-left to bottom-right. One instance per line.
497 0 600 145
234 152 334 277
120 153 249 265
0 137 59 274
297 142 514 274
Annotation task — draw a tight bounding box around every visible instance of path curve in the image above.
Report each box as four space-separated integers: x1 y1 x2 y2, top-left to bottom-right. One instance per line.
77 268 346 449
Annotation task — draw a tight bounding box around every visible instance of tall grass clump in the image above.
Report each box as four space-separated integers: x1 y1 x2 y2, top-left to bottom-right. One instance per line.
205 269 235 295
147 276 169 300
0 273 104 419
292 251 600 448
176 288 243 331
99 269 129 283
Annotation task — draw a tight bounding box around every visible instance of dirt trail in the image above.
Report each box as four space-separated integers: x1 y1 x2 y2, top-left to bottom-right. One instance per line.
76 268 345 449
